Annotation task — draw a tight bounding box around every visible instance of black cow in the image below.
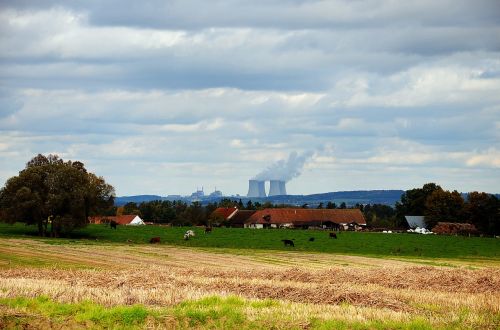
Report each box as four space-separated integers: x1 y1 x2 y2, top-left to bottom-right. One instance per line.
110 220 118 229
281 239 295 247
309 237 315 242
329 232 337 239
204 227 212 234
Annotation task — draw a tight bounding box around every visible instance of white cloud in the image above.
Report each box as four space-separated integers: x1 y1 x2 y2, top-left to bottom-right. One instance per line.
1 2 499 195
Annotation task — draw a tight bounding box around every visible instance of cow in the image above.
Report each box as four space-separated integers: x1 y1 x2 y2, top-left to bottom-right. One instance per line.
309 237 315 242
110 220 118 229
281 239 295 247
149 237 161 244
204 226 212 234
329 232 337 239
184 230 195 240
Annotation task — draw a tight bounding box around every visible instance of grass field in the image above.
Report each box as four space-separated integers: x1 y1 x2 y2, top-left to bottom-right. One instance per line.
1 223 499 329
1 222 499 260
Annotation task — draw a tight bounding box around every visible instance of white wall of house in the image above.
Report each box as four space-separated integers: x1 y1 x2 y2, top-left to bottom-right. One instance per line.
128 216 145 226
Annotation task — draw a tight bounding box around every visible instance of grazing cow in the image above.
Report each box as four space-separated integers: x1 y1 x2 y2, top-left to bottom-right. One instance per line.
149 237 161 244
329 232 337 239
204 227 212 234
184 230 195 240
281 239 295 247
309 237 315 242
110 220 118 229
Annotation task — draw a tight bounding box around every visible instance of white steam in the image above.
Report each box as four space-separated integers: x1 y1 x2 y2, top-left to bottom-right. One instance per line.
253 150 314 182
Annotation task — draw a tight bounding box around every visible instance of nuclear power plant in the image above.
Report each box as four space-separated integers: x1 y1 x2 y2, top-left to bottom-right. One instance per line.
247 179 287 197
247 151 313 198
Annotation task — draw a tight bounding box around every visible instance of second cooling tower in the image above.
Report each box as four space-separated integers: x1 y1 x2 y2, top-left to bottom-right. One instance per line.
247 180 266 198
269 180 286 196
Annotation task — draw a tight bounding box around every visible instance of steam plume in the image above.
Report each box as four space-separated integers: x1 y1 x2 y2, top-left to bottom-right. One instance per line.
253 151 313 182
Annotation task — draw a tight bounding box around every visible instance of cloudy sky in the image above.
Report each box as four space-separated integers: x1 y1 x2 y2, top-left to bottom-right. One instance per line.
1 1 499 196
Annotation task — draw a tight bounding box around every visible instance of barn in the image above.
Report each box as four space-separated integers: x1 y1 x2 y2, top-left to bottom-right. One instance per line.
88 215 145 226
244 208 366 230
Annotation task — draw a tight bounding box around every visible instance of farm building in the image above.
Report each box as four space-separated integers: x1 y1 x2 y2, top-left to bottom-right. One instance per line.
88 215 145 226
211 207 238 220
405 216 426 229
244 208 366 230
226 210 256 228
209 207 256 227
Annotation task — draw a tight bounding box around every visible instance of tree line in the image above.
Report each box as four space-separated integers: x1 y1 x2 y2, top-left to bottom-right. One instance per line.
1 154 498 236
120 183 499 235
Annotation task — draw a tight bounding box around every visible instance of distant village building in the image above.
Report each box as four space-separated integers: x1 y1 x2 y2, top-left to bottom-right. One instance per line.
209 188 223 198
245 208 366 230
89 215 145 226
209 208 366 230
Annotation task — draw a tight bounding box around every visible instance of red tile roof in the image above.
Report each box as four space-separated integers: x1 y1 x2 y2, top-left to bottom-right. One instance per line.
246 208 366 225
212 207 238 220
229 210 256 225
88 215 139 225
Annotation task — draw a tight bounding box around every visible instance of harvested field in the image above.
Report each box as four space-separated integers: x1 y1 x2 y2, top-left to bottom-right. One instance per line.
1 238 499 329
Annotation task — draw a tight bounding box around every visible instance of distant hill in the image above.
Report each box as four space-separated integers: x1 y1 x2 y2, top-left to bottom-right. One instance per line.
115 190 405 207
115 195 168 206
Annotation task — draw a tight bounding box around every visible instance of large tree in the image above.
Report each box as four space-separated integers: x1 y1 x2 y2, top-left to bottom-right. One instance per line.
424 189 465 229
396 183 442 217
0 154 115 236
464 192 500 235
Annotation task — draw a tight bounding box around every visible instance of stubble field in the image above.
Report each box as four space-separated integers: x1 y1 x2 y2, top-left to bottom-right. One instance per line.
1 236 499 329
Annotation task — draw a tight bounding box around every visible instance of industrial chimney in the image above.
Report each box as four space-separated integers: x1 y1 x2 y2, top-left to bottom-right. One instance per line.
247 180 266 198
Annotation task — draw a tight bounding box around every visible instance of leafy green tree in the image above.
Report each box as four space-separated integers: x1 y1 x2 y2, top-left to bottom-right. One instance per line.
396 183 442 217
246 200 255 210
177 202 205 226
363 204 397 228
424 189 464 229
123 202 140 215
0 154 114 236
326 202 336 209
339 202 347 209
317 202 324 209
464 192 500 235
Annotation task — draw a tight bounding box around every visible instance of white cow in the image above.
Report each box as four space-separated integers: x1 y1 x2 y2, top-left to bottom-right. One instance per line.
184 230 196 240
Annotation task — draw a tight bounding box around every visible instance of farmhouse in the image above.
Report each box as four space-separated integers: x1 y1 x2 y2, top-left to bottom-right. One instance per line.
226 210 256 228
209 207 256 227
244 208 366 230
211 207 238 221
88 215 145 226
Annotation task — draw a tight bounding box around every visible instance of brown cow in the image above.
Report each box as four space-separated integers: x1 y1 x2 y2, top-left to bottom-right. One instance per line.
204 227 212 234
149 237 161 244
329 232 337 239
281 239 295 247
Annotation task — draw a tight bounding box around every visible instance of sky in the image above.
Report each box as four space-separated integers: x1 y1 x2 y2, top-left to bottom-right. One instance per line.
1 0 499 196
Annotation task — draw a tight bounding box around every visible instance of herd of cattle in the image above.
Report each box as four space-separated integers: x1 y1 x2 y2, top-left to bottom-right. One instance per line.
109 222 338 247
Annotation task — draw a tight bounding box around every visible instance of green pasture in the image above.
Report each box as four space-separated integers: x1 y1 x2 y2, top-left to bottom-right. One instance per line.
1 223 499 260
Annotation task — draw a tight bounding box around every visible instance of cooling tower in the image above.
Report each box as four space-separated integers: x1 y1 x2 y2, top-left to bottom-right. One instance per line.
279 180 287 195
247 180 266 198
269 180 281 196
